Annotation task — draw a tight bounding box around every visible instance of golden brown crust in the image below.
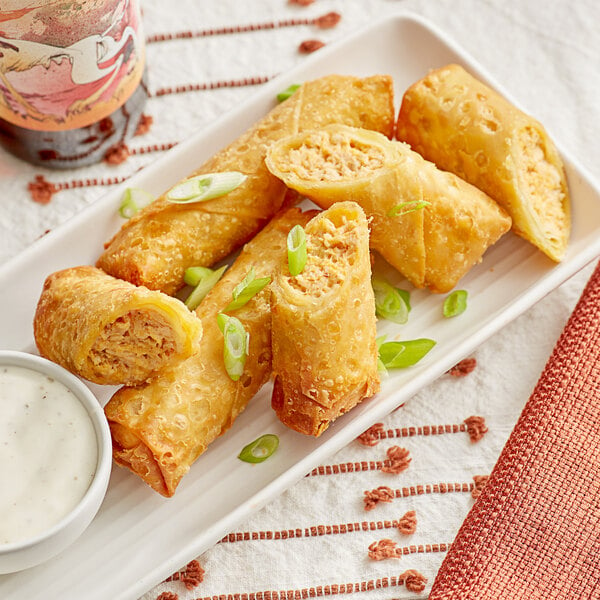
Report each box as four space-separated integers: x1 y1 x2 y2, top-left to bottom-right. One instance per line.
270 202 380 436
266 124 511 293
33 265 201 386
104 208 317 497
396 63 570 262
97 74 395 295
408 145 512 293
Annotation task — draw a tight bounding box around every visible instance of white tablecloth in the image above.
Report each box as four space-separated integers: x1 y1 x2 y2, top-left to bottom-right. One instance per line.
1 1 598 598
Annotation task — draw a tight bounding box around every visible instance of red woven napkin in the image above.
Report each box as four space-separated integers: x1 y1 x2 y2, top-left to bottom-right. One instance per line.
430 260 600 599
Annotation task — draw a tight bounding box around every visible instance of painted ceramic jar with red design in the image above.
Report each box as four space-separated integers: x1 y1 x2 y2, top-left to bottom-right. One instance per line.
0 0 147 168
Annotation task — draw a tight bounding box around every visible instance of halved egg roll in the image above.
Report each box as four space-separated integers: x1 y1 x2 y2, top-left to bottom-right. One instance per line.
33 266 202 386
396 63 570 262
271 202 380 436
104 208 316 497
265 124 512 293
97 74 395 295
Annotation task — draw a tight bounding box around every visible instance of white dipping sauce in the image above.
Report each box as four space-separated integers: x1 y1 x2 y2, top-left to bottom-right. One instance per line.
0 365 98 546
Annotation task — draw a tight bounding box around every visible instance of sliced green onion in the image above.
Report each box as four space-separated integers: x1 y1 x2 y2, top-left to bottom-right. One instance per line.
378 338 436 369
387 200 431 217
277 84 301 102
118 187 154 218
372 276 410 324
184 265 227 310
287 224 307 276
443 290 468 318
217 313 249 381
226 267 271 311
166 171 247 204
397 289 411 310
216 312 229 333
376 335 388 349
376 335 389 374
238 434 280 463
184 266 216 287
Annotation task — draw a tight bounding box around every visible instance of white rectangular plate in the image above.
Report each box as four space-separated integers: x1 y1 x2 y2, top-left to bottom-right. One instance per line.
1 13 600 600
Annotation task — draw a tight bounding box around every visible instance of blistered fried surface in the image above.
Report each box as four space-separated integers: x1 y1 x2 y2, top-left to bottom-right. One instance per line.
396 63 570 262
104 208 315 497
267 124 511 293
271 202 380 436
33 265 201 386
97 74 395 295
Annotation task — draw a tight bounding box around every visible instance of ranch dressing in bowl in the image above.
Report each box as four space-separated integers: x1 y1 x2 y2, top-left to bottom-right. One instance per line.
0 364 98 546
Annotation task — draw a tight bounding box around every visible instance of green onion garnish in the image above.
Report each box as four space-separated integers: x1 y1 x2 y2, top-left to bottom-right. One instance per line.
277 84 301 102
287 224 307 276
387 200 431 217
226 267 271 311
238 434 280 463
217 313 249 381
397 289 411 310
118 187 154 218
378 338 436 370
376 335 389 374
184 266 216 287
166 171 247 204
372 276 411 324
443 290 468 318
184 265 227 310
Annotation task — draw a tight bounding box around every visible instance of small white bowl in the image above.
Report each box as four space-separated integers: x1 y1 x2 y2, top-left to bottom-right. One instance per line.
0 351 112 574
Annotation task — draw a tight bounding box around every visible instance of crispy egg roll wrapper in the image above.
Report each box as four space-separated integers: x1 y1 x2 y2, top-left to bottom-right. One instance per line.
396 63 570 262
33 266 202 386
104 208 316 497
265 124 512 293
97 75 395 295
271 202 380 436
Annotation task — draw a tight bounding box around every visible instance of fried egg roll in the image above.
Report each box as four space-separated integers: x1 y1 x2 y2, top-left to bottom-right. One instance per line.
265 124 511 293
271 202 380 436
104 208 316 497
33 266 202 386
396 63 570 262
97 74 395 295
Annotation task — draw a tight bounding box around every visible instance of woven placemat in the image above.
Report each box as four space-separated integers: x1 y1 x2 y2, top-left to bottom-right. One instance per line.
430 259 600 599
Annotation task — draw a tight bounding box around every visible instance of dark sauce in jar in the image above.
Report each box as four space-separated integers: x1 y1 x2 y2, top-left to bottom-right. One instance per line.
0 70 148 169
0 1 147 169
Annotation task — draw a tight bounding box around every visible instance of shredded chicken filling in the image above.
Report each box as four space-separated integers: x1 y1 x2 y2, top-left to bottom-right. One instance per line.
88 309 178 378
516 126 566 242
284 131 385 181
288 215 356 297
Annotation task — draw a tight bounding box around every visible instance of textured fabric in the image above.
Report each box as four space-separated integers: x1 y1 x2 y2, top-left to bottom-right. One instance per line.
430 261 600 599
